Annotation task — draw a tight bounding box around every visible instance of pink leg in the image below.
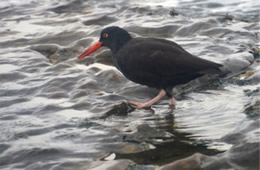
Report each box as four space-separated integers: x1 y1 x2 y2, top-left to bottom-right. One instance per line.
128 90 166 109
169 97 176 106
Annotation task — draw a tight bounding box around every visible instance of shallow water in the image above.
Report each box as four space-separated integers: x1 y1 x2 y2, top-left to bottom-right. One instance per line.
0 0 259 169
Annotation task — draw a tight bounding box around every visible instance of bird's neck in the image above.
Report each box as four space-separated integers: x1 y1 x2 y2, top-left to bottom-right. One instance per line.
110 34 132 54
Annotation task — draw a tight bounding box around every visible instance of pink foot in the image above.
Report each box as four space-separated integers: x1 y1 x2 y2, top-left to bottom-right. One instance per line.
169 97 176 106
127 90 166 109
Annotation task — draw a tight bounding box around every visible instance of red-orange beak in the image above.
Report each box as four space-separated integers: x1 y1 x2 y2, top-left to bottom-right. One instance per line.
77 41 102 60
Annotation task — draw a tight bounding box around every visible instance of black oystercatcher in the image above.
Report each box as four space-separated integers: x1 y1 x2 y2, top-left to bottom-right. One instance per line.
77 26 222 109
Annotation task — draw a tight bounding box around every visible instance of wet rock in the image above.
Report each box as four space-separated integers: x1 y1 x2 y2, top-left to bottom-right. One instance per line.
250 47 260 58
172 73 222 97
157 141 259 170
226 70 259 86
222 13 234 21
244 87 260 97
123 124 174 144
94 49 113 65
169 9 179 16
225 142 259 170
239 70 255 79
31 44 58 58
30 36 95 63
96 69 128 87
100 102 131 119
31 43 85 64
221 120 260 144
244 98 260 116
101 142 153 154
246 70 260 84
158 153 206 170
222 52 254 74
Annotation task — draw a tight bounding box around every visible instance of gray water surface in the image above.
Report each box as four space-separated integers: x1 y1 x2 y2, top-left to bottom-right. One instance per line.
0 0 259 169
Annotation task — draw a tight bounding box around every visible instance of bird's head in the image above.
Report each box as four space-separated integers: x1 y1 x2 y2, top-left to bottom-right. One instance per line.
77 26 132 60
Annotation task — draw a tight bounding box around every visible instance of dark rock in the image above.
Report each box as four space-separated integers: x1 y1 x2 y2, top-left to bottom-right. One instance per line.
100 102 131 119
30 37 94 63
244 87 260 97
169 9 179 16
158 153 206 170
101 142 155 154
31 44 78 63
250 47 260 58
221 120 260 144
244 98 260 116
223 13 234 21
158 141 260 170
227 142 259 170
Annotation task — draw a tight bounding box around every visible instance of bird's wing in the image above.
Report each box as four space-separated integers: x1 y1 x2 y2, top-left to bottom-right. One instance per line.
125 38 221 77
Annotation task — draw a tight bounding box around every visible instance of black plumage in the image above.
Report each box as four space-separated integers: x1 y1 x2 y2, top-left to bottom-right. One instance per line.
78 26 222 108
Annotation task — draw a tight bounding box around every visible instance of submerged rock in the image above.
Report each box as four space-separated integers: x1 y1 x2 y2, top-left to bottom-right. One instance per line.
243 88 260 117
87 140 259 170
30 38 94 63
123 124 174 144
158 153 207 170
159 141 259 170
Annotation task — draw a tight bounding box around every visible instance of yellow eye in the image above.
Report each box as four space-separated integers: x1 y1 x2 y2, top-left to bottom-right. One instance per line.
103 33 109 38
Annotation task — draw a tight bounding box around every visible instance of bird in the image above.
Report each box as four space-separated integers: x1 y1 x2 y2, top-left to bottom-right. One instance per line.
77 26 222 109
